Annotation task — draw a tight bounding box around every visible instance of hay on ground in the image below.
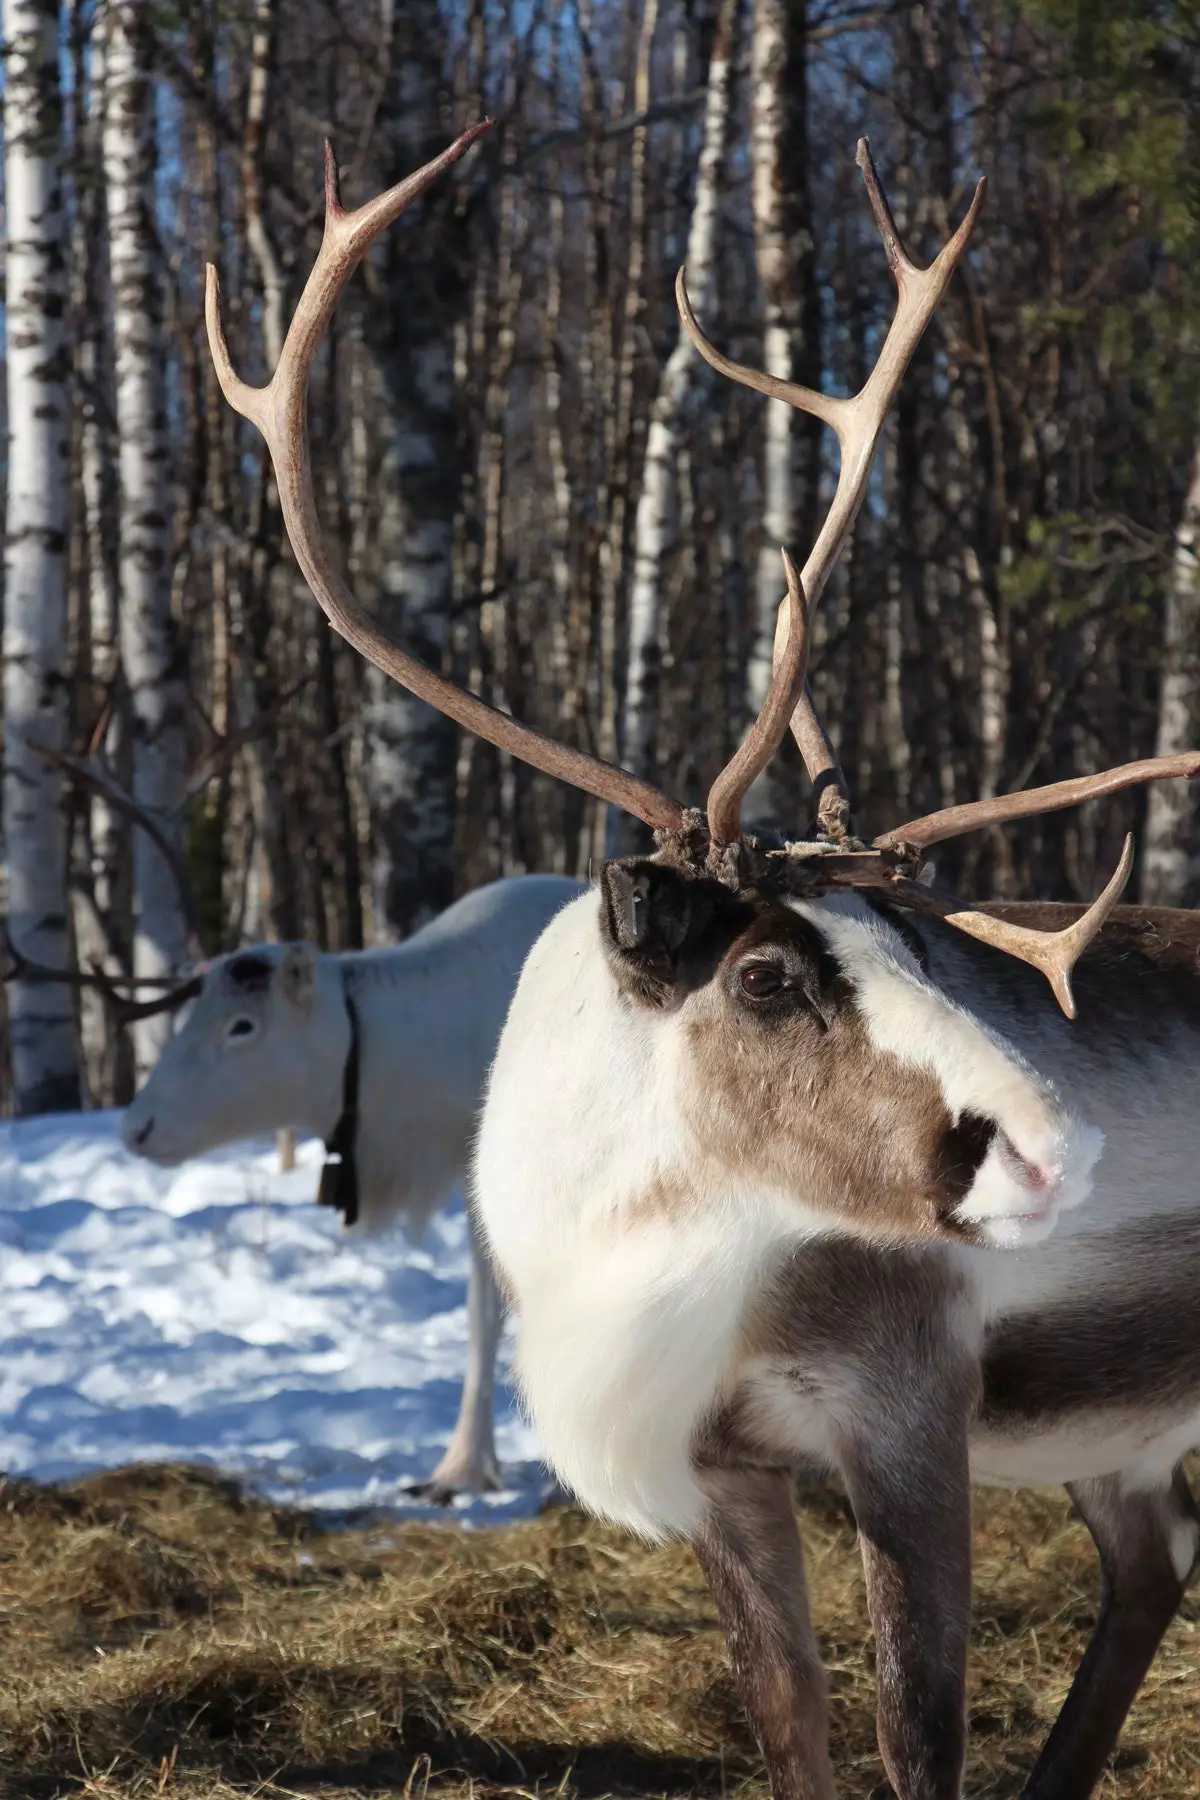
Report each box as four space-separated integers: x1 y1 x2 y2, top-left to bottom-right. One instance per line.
0 1463 1196 1800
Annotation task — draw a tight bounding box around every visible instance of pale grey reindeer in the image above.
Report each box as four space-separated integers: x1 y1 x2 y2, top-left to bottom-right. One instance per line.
207 122 1200 1800
121 874 582 1500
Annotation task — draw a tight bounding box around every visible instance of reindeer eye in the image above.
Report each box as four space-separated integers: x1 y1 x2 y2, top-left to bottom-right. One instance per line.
226 1016 258 1045
740 964 785 999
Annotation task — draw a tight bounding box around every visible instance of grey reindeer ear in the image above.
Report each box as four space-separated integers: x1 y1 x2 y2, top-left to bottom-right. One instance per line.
599 860 714 1007
279 942 318 1013
602 862 694 953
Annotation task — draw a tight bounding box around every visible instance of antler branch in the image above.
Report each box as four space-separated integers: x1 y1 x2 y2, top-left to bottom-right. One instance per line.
876 754 1200 851
707 550 809 846
881 835 1135 1020
25 740 201 953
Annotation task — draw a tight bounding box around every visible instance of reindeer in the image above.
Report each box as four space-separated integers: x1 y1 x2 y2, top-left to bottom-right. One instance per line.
119 874 582 1500
206 121 1200 1799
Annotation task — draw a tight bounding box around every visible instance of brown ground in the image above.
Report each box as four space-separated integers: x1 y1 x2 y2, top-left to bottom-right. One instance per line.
0 1463 1195 1800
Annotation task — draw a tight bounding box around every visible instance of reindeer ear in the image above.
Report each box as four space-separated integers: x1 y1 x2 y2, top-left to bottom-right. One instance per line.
599 861 718 1007
279 943 318 1013
223 952 272 995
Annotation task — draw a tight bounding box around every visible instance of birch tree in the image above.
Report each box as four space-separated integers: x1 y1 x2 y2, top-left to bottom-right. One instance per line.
740 0 823 826
1142 438 1200 906
623 0 738 802
360 1 464 939
70 0 132 1104
104 0 189 1072
2 0 80 1114
744 0 819 708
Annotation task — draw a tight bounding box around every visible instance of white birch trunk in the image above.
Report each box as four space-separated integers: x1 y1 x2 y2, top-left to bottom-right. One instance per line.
104 0 188 1075
623 0 738 798
1142 438 1200 906
72 0 130 1104
742 0 818 825
361 30 461 938
2 0 80 1114
243 0 286 371
746 0 800 714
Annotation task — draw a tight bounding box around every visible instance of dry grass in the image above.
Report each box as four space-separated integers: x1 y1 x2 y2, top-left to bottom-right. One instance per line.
0 1464 1196 1800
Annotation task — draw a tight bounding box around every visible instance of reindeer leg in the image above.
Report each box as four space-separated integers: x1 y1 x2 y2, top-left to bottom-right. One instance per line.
1021 1465 1199 1800
692 1466 837 1800
424 1205 503 1502
839 1401 973 1800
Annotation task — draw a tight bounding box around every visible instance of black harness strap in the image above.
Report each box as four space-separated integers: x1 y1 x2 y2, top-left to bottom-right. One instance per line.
317 984 361 1226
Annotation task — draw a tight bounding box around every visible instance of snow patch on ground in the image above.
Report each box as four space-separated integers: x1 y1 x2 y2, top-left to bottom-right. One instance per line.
0 1111 545 1522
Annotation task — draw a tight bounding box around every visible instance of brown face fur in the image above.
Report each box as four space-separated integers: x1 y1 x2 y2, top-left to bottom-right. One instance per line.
599 858 1000 1245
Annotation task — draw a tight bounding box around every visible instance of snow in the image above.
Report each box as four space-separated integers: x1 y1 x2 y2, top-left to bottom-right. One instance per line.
0 1111 545 1522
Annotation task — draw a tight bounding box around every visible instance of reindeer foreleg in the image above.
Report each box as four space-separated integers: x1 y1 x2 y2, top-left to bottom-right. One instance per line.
839 1389 974 1799
693 1465 838 1800
425 1204 504 1501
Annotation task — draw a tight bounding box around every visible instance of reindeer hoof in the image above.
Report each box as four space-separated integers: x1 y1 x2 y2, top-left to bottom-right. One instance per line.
405 1462 503 1505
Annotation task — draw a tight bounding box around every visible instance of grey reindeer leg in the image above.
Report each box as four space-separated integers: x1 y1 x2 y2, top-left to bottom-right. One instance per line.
1021 1465 1199 1800
425 1202 504 1501
839 1397 973 1800
692 1466 837 1800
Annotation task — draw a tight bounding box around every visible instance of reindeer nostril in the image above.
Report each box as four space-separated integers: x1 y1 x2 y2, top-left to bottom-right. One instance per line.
132 1116 155 1150
934 1109 997 1210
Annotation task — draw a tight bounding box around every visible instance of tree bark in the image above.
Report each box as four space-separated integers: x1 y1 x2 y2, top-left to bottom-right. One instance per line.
1142 437 1200 905
229 0 299 942
360 4 464 939
104 0 189 1075
71 0 132 1106
741 0 821 826
622 0 737 817
2 0 81 1114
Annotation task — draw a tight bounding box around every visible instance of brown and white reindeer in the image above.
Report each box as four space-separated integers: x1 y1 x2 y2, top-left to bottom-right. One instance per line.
206 123 1200 1800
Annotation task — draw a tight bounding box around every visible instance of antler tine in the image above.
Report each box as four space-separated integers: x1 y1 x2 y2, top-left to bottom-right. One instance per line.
680 140 985 834
876 753 1200 851
1 926 203 1026
707 548 809 846
886 834 1135 1020
772 599 851 841
205 125 684 836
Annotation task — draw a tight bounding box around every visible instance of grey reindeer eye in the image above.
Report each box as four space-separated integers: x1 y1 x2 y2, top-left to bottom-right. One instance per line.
740 964 785 999
226 1016 258 1044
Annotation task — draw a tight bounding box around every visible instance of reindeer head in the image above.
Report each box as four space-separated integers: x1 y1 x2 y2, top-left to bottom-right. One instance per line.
592 858 1099 1249
120 943 347 1164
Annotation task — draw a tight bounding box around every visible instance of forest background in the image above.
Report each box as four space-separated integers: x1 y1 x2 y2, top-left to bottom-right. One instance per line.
1 0 1198 1115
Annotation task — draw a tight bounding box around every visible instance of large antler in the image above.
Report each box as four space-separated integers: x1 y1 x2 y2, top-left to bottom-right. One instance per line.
206 130 1200 1020
678 139 985 842
205 124 683 836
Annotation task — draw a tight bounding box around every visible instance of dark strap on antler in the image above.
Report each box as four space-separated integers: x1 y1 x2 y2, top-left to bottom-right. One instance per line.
317 984 361 1227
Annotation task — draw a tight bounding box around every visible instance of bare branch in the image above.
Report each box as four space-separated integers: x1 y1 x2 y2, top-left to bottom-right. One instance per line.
25 739 201 951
